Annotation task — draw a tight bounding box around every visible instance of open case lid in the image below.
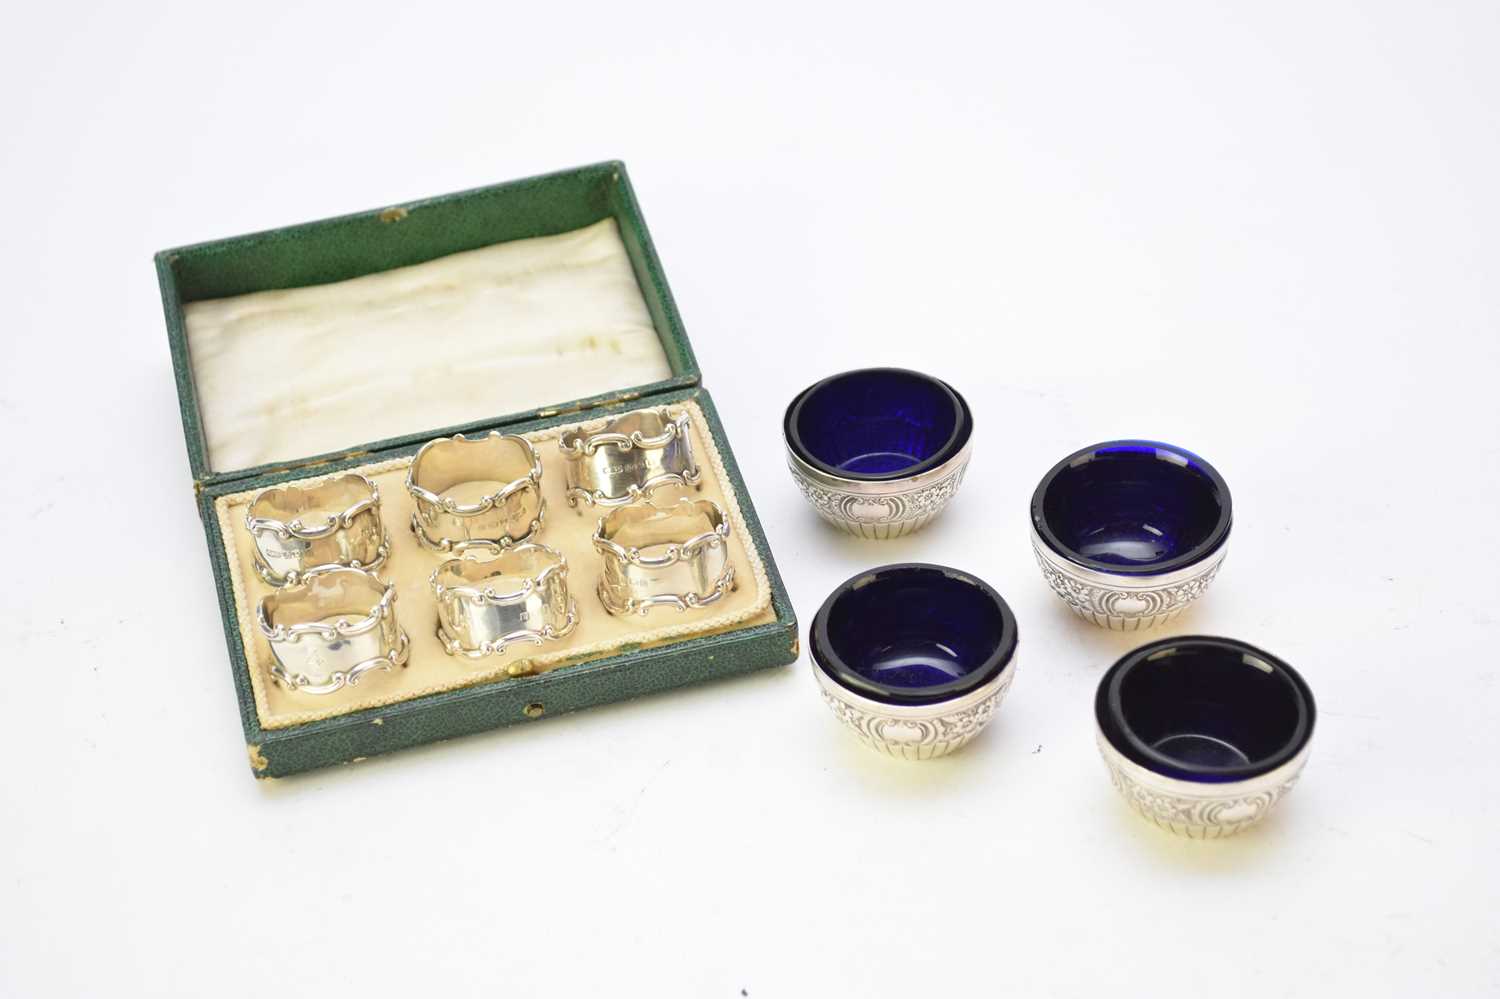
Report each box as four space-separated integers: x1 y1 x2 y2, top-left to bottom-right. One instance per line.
157 161 700 488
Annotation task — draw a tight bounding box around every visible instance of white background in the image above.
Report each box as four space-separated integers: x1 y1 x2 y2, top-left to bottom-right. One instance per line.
2 2 1497 996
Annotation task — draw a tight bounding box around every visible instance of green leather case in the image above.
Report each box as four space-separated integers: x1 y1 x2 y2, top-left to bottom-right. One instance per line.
157 162 798 778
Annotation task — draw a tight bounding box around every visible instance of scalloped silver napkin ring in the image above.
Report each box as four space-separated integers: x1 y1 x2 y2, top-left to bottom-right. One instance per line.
592 495 735 616
245 473 389 587
256 567 410 695
560 407 701 510
431 542 578 663
407 432 545 553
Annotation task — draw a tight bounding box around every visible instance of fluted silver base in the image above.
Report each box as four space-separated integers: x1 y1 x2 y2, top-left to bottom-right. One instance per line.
806 506 946 539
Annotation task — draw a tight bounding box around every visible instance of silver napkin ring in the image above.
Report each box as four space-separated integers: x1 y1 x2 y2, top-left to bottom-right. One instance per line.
407 432 545 553
245 473 389 587
560 407 701 510
431 542 578 662
256 567 409 695
592 495 735 616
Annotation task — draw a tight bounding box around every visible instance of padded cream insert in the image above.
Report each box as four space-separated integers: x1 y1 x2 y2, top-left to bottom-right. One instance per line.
184 219 672 473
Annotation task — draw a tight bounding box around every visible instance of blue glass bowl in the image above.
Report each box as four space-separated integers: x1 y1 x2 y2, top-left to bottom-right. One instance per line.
1029 440 1232 629
786 368 971 480
810 563 1018 759
784 369 974 539
1095 636 1316 837
1032 440 1231 575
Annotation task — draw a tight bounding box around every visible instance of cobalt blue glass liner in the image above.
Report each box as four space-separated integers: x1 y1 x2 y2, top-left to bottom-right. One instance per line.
1097 636 1315 783
811 563 1017 706
785 368 972 481
1031 440 1232 577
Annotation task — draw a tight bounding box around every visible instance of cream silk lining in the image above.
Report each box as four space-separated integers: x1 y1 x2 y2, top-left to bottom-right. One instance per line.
185 219 673 474
215 401 773 730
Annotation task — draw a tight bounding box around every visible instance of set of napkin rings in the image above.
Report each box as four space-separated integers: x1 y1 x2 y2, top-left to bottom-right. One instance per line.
428 490 735 662
245 432 555 581
563 409 730 615
246 411 733 688
246 473 409 694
